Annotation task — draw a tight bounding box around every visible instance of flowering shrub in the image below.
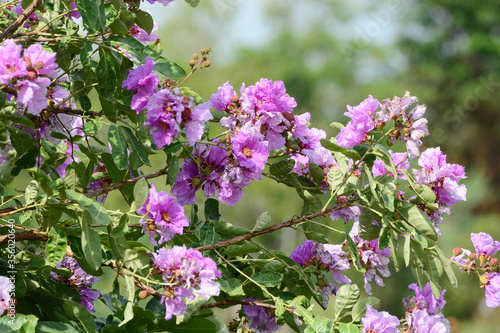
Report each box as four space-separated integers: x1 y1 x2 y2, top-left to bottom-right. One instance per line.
0 1 497 332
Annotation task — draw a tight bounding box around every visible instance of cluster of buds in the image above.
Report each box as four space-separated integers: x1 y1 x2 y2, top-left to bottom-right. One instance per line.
188 47 211 69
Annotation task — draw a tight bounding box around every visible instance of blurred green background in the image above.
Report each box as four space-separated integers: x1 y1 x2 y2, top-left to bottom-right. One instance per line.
140 0 500 331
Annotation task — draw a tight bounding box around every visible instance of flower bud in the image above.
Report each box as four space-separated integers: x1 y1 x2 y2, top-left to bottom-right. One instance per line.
192 53 199 60
469 253 477 260
452 248 462 257
231 95 240 104
203 61 210 68
200 48 206 55
491 258 498 266
479 274 489 286
188 59 196 67
138 290 149 299
479 254 488 265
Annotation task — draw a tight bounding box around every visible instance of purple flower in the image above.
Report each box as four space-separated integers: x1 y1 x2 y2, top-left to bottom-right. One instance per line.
336 96 379 148
52 256 100 312
242 78 296 115
361 304 400 333
471 232 500 257
23 43 58 77
231 127 269 181
130 23 159 44
210 81 237 111
0 276 12 317
409 310 450 333
17 77 51 115
137 184 189 245
404 282 445 315
243 297 281 333
484 272 500 308
184 101 213 146
122 57 159 113
349 222 391 295
372 150 409 179
0 39 27 84
153 245 221 320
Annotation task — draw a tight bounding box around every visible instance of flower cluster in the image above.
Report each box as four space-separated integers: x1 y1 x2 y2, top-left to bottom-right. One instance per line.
52 256 100 312
243 297 281 333
348 222 391 295
0 40 68 115
137 184 189 245
336 92 429 159
451 232 500 308
152 245 221 320
290 240 351 306
413 147 467 235
122 57 213 148
403 282 450 332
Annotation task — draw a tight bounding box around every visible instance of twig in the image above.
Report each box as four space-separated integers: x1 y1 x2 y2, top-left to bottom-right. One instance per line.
194 201 350 252
201 300 299 315
0 230 48 244
46 106 104 118
84 168 169 198
0 0 43 43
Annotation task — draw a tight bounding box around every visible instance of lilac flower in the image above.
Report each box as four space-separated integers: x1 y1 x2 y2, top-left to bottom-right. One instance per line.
122 57 159 113
17 77 51 115
183 101 213 146
153 245 221 320
413 147 467 234
23 43 59 76
52 256 100 312
146 0 176 6
404 282 445 315
130 23 159 44
450 248 473 274
243 297 281 333
349 222 391 295
290 240 351 301
210 81 237 112
0 40 27 84
409 310 450 333
336 96 379 148
231 127 269 181
372 150 409 179
0 276 12 316
484 272 500 308
242 78 296 115
471 232 500 257
137 184 189 245
69 2 81 19
361 304 400 333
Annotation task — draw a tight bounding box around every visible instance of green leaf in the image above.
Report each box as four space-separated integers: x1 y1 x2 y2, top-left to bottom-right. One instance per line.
12 146 37 176
64 162 88 191
119 302 135 327
251 270 283 287
46 226 67 266
436 246 458 288
269 158 295 177
63 301 97 333
338 323 360 333
24 180 38 205
214 221 249 237
358 209 380 241
311 317 334 333
204 198 220 221
108 125 128 170
100 96 118 122
184 0 200 7
65 189 93 206
327 167 344 192
87 201 111 226
82 120 102 136
130 178 149 212
351 297 380 323
253 211 271 232
154 57 186 79
308 163 325 185
35 321 79 333
389 229 402 272
133 9 154 33
75 0 101 32
404 235 411 267
168 318 217 333
96 53 117 100
197 221 221 247
225 242 261 258
0 314 38 333
397 203 438 242
219 278 244 297
333 284 360 322
120 126 150 166
166 155 179 185
275 297 285 322
346 234 365 273
81 210 102 271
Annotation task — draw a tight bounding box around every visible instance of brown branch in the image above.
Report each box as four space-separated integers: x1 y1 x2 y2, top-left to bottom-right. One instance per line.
0 0 43 43
85 168 169 198
194 202 350 252
0 230 48 244
10 27 50 39
201 300 298 315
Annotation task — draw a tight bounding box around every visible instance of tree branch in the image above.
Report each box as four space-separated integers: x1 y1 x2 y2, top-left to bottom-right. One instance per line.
84 168 169 198
0 0 43 43
201 300 299 315
194 202 350 252
0 230 48 244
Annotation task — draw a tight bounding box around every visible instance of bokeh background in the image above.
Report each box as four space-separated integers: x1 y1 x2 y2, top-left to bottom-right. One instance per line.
137 0 500 331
